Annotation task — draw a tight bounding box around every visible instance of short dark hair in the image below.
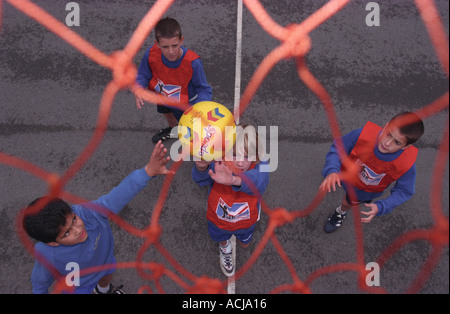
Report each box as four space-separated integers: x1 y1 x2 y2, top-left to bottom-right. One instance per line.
388 111 425 145
155 17 182 42
23 197 72 243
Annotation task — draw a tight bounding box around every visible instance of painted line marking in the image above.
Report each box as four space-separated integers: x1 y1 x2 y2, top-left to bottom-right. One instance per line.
228 0 243 295
233 0 243 125
227 235 237 294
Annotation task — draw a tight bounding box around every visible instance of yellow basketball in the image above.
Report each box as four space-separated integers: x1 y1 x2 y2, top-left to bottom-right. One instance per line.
178 101 236 160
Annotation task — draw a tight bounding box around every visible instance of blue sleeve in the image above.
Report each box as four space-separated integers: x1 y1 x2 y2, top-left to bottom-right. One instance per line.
31 265 53 294
136 46 153 88
31 245 54 294
322 128 363 178
233 161 270 196
189 58 212 104
86 168 152 216
374 165 416 216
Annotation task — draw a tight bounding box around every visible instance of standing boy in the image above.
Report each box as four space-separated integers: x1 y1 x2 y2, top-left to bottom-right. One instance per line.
23 142 173 293
135 17 212 143
320 112 424 233
192 125 270 276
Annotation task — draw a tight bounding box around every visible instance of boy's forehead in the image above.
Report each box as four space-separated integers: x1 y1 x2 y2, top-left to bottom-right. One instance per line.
387 126 408 144
56 213 75 237
157 36 181 44
64 212 75 224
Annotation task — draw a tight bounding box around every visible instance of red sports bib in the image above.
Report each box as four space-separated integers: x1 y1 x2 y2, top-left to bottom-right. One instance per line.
206 165 260 231
341 121 418 193
148 43 199 105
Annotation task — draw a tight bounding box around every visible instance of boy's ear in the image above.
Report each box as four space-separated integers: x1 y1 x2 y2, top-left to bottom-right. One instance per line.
46 242 60 247
401 144 412 150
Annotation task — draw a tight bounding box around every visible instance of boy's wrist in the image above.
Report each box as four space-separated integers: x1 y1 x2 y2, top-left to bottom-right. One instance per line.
231 175 242 187
144 166 156 178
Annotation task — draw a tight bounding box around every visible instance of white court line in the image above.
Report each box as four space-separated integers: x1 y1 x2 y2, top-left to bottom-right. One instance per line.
227 235 237 294
228 0 243 295
233 0 243 125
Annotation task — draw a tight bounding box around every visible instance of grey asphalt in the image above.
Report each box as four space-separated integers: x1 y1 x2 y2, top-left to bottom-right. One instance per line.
0 0 448 294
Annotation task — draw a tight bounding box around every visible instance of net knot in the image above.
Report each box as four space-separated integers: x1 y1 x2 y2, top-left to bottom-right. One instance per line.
148 262 165 279
145 224 162 243
47 173 62 197
291 281 311 294
270 208 295 227
137 285 153 294
284 24 311 58
431 220 449 246
110 50 137 89
187 276 225 294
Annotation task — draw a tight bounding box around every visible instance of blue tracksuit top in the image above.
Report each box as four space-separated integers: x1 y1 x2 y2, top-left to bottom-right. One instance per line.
136 45 212 104
322 128 416 216
31 168 152 294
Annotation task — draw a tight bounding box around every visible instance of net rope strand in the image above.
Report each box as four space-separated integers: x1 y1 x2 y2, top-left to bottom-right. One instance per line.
1 0 448 294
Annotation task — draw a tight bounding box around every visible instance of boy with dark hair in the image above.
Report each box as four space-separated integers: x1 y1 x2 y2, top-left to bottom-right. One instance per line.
23 142 173 293
135 17 212 143
319 112 425 233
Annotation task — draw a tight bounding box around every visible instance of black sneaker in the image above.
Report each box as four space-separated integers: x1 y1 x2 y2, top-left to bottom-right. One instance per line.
324 208 347 233
152 127 173 143
93 284 125 294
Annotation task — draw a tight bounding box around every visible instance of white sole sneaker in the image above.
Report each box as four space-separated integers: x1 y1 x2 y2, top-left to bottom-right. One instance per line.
219 249 235 277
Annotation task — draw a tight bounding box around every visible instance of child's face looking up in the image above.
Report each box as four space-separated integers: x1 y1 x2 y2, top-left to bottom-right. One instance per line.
49 213 88 246
232 153 253 172
378 126 409 154
157 36 184 62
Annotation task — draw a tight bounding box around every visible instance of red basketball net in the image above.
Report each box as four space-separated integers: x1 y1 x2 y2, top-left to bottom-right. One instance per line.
1 0 448 294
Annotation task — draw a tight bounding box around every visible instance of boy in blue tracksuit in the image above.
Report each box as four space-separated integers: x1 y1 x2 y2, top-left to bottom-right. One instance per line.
23 142 173 294
134 17 212 143
319 112 424 233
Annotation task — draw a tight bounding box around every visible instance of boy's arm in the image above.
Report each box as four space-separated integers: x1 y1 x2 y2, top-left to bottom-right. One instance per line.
134 47 153 109
190 59 212 103
320 128 362 192
88 168 152 216
233 162 270 196
31 247 55 294
31 265 53 294
86 141 172 216
136 47 153 88
373 165 416 216
321 128 362 178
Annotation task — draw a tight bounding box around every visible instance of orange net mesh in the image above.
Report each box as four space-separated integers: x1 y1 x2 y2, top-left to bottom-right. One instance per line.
1 0 448 294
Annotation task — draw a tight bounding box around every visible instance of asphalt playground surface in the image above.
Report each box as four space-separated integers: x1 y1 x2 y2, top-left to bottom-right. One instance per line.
0 0 448 295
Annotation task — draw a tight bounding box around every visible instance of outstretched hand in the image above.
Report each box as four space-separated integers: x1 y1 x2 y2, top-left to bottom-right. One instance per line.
361 203 379 223
145 141 174 177
208 161 241 186
319 172 341 193
135 94 145 109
